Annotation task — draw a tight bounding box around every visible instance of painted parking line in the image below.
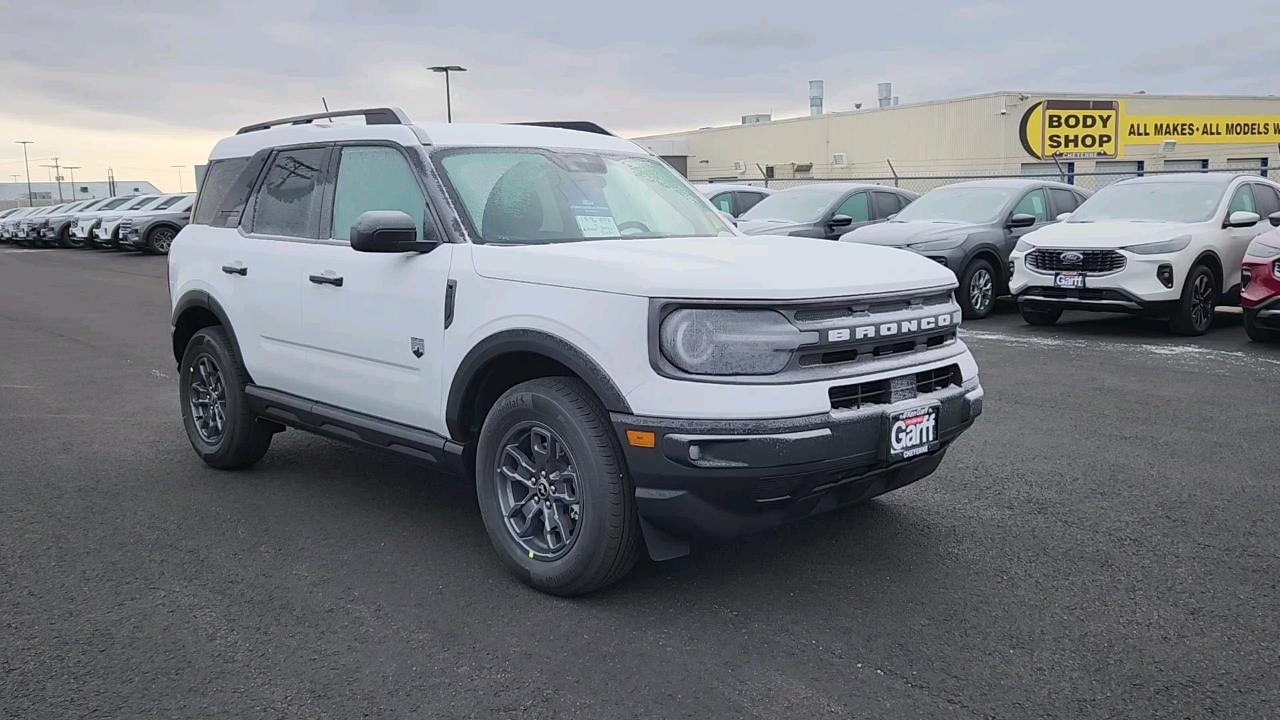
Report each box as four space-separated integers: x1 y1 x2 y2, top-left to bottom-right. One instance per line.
960 328 1280 370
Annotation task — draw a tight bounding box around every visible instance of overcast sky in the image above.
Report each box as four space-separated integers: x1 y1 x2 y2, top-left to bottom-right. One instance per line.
2 0 1279 191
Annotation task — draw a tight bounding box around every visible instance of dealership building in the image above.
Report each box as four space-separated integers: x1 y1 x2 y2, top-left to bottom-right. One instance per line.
634 90 1280 188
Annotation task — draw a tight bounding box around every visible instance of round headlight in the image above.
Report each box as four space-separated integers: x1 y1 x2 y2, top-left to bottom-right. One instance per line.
659 309 812 376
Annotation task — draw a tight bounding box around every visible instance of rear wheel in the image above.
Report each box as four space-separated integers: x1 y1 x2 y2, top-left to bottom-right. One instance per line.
145 226 177 255
1169 265 1217 336
1244 310 1279 342
59 226 83 249
959 258 997 320
1019 304 1063 326
179 326 273 470
476 377 641 596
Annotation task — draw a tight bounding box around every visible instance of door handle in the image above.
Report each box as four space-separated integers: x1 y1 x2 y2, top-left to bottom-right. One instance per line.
309 274 344 287
221 264 247 276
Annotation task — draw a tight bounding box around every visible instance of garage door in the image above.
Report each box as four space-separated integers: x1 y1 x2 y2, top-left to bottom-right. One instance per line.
1163 160 1207 173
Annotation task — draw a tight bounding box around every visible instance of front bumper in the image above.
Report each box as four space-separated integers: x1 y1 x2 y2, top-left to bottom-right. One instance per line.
1010 248 1188 314
612 382 982 539
70 221 97 239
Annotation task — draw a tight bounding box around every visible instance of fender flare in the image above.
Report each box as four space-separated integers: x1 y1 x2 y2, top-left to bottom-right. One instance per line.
445 329 632 440
170 290 244 366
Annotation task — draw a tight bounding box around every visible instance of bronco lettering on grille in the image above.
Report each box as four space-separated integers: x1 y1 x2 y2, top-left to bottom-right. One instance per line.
826 311 957 343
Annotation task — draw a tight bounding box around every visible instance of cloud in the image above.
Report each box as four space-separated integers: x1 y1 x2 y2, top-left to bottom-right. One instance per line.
691 22 815 52
949 4 1012 20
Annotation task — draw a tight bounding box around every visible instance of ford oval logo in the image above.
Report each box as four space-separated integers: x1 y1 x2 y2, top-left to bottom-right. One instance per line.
1060 251 1084 264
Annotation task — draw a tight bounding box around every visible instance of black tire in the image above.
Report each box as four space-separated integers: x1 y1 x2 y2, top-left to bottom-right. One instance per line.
958 258 997 320
1169 264 1218 336
1244 310 1279 342
58 226 83 249
476 377 641 596
145 225 178 255
1019 304 1063 326
179 326 272 470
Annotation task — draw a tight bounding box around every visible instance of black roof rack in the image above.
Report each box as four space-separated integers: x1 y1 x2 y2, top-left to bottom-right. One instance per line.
236 107 411 135
511 121 614 137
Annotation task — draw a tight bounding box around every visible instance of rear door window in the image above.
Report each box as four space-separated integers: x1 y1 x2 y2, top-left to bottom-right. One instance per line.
1249 184 1280 220
1049 188 1079 215
250 147 329 239
737 192 767 214
872 191 903 218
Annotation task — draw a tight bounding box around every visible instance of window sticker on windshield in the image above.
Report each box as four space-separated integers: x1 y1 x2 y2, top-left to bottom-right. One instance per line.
575 214 620 237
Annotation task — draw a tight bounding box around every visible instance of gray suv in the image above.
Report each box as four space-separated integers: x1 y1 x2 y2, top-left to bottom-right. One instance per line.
736 183 919 239
841 179 1090 319
119 193 195 254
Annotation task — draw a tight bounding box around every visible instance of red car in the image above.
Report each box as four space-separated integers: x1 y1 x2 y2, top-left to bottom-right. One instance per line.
1242 214 1280 342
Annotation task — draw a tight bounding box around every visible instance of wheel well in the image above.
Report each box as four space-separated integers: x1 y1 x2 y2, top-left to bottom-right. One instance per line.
1193 251 1223 289
172 307 222 364
456 351 583 443
147 223 180 240
968 249 1006 288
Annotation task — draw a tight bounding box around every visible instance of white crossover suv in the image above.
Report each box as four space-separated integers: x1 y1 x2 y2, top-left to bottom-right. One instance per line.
1010 173 1280 335
168 107 983 595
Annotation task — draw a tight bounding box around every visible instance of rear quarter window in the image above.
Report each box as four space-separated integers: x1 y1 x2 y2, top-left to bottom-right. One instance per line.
191 158 250 226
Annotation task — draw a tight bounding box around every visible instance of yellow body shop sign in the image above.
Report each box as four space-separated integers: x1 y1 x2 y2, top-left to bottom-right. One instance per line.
1020 100 1280 160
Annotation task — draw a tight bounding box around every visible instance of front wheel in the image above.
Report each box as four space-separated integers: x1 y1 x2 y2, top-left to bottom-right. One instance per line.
475 377 641 596
179 326 273 469
959 258 997 320
1169 265 1217 336
145 226 177 255
1244 310 1279 342
1019 304 1063 326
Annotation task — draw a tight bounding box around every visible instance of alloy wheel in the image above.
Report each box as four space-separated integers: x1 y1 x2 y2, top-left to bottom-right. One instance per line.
188 355 228 444
1190 273 1214 330
152 228 176 254
969 268 994 314
494 422 583 560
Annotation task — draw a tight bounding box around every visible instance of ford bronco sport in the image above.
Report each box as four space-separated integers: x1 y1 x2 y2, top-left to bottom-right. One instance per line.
169 107 983 595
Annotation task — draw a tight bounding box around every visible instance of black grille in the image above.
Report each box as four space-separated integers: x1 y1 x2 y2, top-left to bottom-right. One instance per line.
798 332 956 367
828 364 961 410
1023 287 1132 302
791 291 953 323
1027 249 1126 273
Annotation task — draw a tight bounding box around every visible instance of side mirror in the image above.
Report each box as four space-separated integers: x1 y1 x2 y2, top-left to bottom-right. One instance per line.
887 213 899 220
350 210 436 253
716 209 737 226
1056 212 1072 221
1225 210 1261 228
829 214 854 228
1008 213 1037 229
1270 211 1280 228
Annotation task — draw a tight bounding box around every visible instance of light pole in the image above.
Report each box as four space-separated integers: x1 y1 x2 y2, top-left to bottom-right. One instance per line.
427 65 467 123
15 141 34 206
40 158 65 202
64 167 81 200
171 165 186 193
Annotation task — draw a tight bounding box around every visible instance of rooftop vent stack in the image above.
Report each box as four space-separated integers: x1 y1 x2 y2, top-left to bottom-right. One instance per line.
809 80 824 117
877 83 892 108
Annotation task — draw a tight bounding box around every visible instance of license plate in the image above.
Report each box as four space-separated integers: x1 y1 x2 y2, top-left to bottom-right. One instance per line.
1054 273 1085 289
886 404 940 462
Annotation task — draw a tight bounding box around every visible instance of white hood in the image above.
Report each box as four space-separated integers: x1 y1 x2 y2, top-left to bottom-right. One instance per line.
1024 220 1195 249
469 235 957 299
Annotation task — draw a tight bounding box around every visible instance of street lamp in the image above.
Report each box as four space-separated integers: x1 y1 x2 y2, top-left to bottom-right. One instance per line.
171 165 186 193
64 167 81 200
427 65 467 123
15 141 34 206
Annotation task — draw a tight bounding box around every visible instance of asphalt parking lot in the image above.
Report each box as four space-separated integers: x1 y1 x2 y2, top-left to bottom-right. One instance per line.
3 246 1279 719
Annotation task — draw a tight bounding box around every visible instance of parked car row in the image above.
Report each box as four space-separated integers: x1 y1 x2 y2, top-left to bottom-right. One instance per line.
0 192 193 254
716 174 1280 341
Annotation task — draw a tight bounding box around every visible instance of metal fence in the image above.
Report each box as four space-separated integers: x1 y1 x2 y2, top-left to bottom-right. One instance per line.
697 162 1272 195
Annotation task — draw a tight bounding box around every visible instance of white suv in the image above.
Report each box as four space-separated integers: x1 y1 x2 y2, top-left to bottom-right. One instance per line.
1010 173 1280 335
169 107 983 595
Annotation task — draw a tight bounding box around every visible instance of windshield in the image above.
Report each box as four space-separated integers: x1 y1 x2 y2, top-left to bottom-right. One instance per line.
894 187 1015 224
1069 181 1226 223
98 198 131 211
739 188 840 223
436 150 731 244
123 196 160 211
